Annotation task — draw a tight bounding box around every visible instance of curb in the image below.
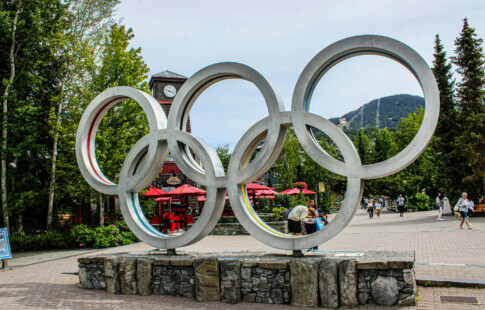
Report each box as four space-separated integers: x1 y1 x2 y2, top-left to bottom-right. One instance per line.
417 277 485 288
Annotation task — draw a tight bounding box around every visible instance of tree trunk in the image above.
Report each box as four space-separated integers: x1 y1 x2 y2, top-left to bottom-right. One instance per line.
1 1 22 233
99 193 105 227
46 72 67 231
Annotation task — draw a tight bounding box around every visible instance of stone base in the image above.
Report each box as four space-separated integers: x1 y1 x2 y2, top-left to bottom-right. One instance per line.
78 250 415 308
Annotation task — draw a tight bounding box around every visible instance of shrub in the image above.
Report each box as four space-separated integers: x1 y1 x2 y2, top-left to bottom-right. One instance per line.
72 221 140 249
272 207 288 221
319 192 336 213
140 199 157 219
258 198 272 213
10 221 140 252
290 193 308 208
408 193 430 211
274 194 291 209
218 216 238 223
10 231 74 252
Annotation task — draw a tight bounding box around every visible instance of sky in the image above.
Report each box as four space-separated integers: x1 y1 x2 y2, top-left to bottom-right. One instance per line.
115 0 485 149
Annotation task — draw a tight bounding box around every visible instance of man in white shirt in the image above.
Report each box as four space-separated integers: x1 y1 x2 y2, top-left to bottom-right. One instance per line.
287 205 308 235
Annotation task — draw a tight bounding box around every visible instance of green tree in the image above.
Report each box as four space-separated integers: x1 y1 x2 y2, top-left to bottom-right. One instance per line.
55 24 151 227
452 18 485 195
215 144 231 173
301 137 343 208
393 108 438 197
46 0 120 230
93 24 151 226
431 34 465 197
372 128 395 163
1 0 66 232
365 128 396 196
274 128 302 189
355 130 371 165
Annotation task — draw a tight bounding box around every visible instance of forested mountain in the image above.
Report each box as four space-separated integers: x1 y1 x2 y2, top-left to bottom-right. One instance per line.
329 94 424 130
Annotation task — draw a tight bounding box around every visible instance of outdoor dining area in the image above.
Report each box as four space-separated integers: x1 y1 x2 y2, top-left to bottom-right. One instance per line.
143 182 316 234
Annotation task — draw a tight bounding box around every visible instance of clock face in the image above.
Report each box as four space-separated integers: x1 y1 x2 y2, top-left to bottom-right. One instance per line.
163 85 177 98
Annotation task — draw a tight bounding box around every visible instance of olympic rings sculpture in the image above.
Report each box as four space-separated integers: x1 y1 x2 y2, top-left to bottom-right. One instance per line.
76 35 439 250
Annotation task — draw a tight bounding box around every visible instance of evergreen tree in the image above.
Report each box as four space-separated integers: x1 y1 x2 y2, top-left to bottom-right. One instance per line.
452 19 485 195
355 130 371 165
431 34 465 197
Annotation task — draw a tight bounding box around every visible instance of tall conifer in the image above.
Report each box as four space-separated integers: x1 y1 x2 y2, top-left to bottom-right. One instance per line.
431 35 464 196
453 19 485 194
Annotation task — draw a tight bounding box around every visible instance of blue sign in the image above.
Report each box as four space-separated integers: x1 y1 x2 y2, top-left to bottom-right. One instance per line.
0 228 12 260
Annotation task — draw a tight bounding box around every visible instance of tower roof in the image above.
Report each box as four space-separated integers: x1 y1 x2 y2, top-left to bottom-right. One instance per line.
151 70 187 79
149 70 187 88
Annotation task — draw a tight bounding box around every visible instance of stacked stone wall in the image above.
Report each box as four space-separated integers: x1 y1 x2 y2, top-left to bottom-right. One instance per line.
78 257 105 290
240 264 291 304
357 268 416 306
152 264 194 297
78 251 415 308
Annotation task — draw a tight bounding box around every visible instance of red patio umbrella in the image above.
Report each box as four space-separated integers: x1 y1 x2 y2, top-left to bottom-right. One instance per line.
255 193 276 199
144 187 168 198
166 184 207 211
166 184 207 197
246 183 274 191
280 187 316 196
154 197 185 203
254 189 279 196
198 195 229 202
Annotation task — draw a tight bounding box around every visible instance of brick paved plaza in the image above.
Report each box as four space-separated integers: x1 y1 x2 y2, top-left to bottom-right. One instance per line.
1 208 484 309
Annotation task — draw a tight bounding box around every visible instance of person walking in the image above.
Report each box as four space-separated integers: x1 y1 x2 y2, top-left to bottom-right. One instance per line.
436 193 444 221
367 199 374 219
287 205 309 235
375 199 382 218
456 192 472 229
396 194 406 217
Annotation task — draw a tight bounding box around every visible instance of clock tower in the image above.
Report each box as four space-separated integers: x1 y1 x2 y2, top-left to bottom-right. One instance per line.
149 70 191 132
148 70 197 192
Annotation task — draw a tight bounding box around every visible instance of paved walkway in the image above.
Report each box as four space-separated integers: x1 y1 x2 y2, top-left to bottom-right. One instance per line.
1 208 484 309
